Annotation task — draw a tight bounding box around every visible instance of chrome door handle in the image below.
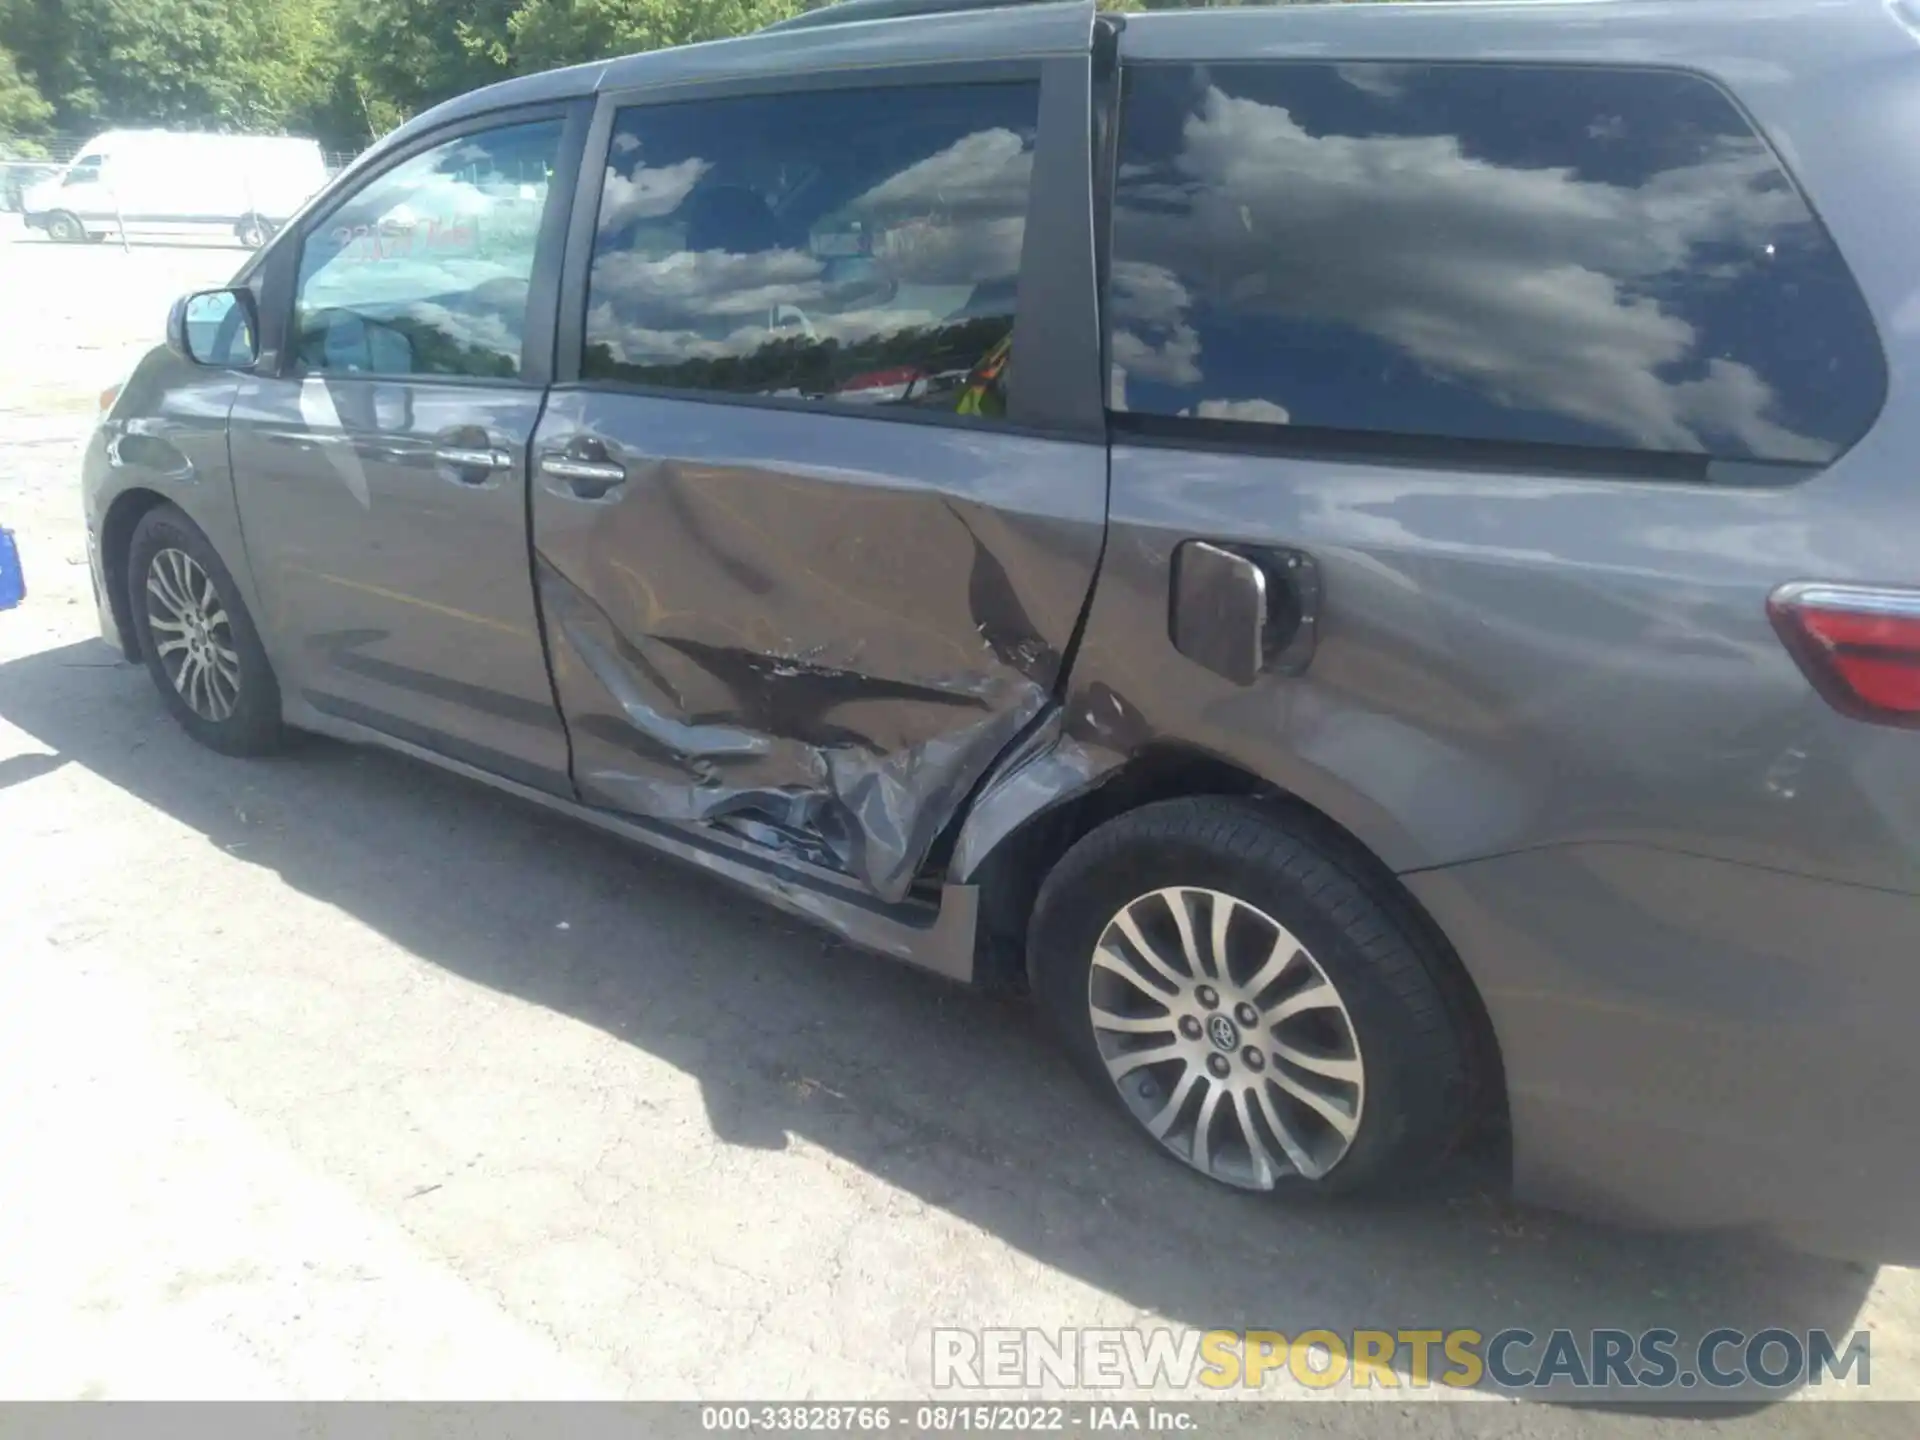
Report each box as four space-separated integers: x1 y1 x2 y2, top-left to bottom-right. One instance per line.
434 445 513 471
540 455 628 499
541 457 626 485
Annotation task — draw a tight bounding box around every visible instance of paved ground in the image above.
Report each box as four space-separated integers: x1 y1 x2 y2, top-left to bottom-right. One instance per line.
0 213 1916 1430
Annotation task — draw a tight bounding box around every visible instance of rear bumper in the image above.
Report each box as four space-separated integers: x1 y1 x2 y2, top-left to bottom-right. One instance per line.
1407 844 1920 1262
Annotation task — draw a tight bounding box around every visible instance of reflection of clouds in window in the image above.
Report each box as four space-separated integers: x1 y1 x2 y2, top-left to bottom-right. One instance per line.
1114 80 1832 458
1335 64 1411 100
599 158 710 233
583 87 1034 408
1109 261 1200 385
592 247 827 330
403 297 525 368
870 213 1025 288
586 139 1026 356
588 299 977 369
1190 398 1291 424
846 128 1032 222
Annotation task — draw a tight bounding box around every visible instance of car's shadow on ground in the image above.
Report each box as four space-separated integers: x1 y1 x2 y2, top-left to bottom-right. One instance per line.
0 639 1884 1411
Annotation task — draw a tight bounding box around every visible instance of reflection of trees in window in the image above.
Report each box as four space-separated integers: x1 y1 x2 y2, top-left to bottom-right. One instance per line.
391 311 518 379
297 306 520 380
585 314 1013 414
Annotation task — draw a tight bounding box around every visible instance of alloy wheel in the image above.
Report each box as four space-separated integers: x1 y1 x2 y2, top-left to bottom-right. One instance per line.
1087 886 1365 1187
145 547 241 722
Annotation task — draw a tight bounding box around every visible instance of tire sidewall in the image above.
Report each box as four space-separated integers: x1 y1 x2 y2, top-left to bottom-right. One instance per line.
1029 803 1461 1194
127 505 282 755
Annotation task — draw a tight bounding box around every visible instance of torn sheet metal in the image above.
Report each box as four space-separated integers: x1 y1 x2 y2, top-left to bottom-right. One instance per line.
539 555 1048 897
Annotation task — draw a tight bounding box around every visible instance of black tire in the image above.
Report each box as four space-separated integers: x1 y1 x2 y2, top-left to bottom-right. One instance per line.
45 210 84 243
1028 797 1473 1196
236 215 268 249
127 504 285 756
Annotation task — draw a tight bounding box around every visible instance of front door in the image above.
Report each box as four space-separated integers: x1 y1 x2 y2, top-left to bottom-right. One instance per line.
532 58 1107 900
230 112 581 792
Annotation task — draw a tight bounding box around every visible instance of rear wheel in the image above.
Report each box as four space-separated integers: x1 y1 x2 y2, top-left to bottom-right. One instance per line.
1028 797 1474 1194
45 210 84 243
127 505 285 756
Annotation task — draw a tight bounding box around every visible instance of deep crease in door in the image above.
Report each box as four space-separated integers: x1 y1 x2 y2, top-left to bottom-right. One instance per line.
531 435 1101 902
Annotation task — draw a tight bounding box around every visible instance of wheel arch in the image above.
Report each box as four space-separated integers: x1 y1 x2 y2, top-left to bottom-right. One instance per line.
100 487 174 662
963 742 1511 1155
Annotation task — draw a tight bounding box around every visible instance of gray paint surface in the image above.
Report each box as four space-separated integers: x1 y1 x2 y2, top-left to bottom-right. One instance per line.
76 0 1920 1259
228 375 571 793
1009 0 1920 1257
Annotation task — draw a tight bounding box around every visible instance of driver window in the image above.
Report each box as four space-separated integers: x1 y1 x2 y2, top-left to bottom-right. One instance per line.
292 120 562 380
64 156 102 187
582 82 1038 421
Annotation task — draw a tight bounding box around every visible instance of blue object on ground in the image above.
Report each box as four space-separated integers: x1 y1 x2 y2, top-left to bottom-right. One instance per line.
0 527 24 611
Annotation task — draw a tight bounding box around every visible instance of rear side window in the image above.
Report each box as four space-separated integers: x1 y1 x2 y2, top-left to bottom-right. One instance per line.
582 82 1038 422
1109 62 1884 470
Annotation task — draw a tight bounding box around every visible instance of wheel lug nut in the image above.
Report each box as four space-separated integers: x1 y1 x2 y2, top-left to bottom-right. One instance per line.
1206 1053 1231 1079
1235 1002 1259 1027
1243 1048 1265 1072
1178 1015 1202 1040
1196 985 1219 1010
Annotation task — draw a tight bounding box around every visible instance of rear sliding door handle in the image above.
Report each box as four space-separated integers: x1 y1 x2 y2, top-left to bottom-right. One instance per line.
434 445 513 471
540 455 628 500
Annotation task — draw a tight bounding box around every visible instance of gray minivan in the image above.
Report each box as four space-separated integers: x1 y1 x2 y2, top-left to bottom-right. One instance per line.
82 0 1920 1259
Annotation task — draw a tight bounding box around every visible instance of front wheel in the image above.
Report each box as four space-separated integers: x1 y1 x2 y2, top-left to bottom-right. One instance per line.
44 210 84 243
127 504 285 756
1028 798 1474 1195
236 215 270 249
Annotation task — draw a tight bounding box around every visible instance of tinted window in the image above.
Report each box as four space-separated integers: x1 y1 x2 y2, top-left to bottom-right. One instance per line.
1110 63 1884 467
293 121 561 380
583 83 1037 421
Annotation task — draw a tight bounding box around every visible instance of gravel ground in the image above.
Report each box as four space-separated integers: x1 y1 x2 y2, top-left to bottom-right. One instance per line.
0 213 1915 1431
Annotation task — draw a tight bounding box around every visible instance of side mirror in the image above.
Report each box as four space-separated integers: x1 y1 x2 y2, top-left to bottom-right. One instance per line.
166 288 259 369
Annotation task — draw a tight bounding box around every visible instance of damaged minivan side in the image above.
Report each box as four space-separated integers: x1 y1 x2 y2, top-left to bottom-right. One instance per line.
84 0 1920 1261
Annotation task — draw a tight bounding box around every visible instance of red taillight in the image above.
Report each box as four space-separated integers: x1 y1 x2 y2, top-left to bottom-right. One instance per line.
1769 583 1920 727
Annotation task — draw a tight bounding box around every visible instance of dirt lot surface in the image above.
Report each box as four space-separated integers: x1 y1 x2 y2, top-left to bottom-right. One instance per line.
0 215 1915 1431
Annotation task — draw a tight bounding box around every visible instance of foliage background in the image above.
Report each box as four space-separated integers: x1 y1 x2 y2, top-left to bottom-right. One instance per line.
0 0 1279 156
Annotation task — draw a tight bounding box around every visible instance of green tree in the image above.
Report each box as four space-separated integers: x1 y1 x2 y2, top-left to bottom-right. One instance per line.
489 0 813 77
0 44 52 139
336 0 516 124
1 0 349 135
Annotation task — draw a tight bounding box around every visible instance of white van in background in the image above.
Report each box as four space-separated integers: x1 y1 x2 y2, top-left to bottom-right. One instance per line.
22 131 331 247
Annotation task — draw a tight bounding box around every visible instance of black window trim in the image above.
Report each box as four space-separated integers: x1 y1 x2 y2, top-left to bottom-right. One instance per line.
554 53 1106 443
1110 410 1819 489
1100 55 1890 487
267 97 593 390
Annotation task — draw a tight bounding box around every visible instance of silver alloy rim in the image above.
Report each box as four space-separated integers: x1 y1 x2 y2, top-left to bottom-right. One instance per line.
145 547 241 722
1088 886 1365 1187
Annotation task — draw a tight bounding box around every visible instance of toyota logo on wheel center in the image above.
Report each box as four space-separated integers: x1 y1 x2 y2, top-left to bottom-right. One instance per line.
1207 1014 1240 1052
